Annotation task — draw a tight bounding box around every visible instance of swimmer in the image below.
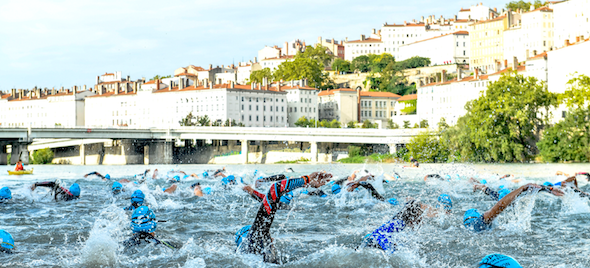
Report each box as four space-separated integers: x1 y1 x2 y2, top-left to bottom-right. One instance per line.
84 171 110 181
124 190 145 211
464 183 563 232
0 230 15 253
410 156 419 168
242 185 293 209
424 174 444 181
112 181 123 195
255 174 287 188
361 196 449 252
0 187 11 202
347 175 388 201
384 171 401 182
285 167 295 173
31 181 80 201
190 182 211 197
235 172 332 263
134 169 150 179
544 176 590 198
469 178 512 201
162 184 178 194
122 206 176 250
478 253 522 268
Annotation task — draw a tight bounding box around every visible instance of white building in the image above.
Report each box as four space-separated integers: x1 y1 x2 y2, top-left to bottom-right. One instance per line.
547 39 590 94
344 35 383 61
260 55 293 71
85 82 289 128
237 62 254 84
0 87 93 127
552 0 590 50
258 39 306 61
283 81 319 126
398 31 469 65
457 3 499 21
504 7 554 63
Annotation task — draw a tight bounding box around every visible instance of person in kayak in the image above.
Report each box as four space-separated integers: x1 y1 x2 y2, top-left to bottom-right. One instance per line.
122 206 176 250
234 172 332 263
30 181 80 201
14 160 24 171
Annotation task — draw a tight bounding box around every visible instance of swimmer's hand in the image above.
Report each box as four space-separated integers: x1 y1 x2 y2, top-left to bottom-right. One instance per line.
242 185 256 195
308 172 332 188
30 184 36 191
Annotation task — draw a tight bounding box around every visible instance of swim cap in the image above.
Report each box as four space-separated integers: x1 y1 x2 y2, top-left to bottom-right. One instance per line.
130 206 157 233
444 175 451 181
301 189 309 195
279 191 293 205
479 253 522 268
388 198 399 205
202 171 209 177
481 179 487 185
112 182 123 194
222 175 236 186
498 188 511 200
0 187 11 200
498 185 505 190
202 187 212 195
173 175 180 182
235 225 251 247
0 230 14 250
332 183 341 194
437 194 452 211
105 174 111 180
464 209 489 232
69 183 81 197
131 190 145 204
543 182 553 187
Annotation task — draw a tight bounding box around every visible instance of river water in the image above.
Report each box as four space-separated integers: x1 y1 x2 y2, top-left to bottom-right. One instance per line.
1 163 590 267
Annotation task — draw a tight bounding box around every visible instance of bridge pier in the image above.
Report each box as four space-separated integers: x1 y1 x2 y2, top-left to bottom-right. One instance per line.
10 143 30 165
389 143 397 154
148 141 173 164
0 144 7 165
80 143 86 165
310 141 318 163
241 140 248 164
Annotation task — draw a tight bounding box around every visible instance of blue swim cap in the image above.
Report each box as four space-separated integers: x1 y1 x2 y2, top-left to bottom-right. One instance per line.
444 175 451 181
498 185 505 190
112 182 123 194
481 179 487 185
279 191 293 205
0 230 14 250
222 175 236 185
543 182 553 187
437 194 452 211
498 188 511 200
131 190 145 204
331 183 341 194
301 189 309 195
235 225 251 247
202 171 209 177
479 253 522 268
388 198 399 205
105 174 111 180
464 209 489 232
173 175 180 182
202 187 212 195
0 187 12 200
183 174 189 180
130 206 157 233
69 183 80 197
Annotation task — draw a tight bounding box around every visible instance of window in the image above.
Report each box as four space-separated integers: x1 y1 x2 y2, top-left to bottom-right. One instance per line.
263 106 266 111
241 105 244 110
249 97 252 102
270 116 273 122
294 108 297 112
300 98 303 102
242 115 244 121
256 105 259 111
249 105 252 111
456 42 459 47
256 116 259 121
282 107 284 112
249 115 252 121
263 116 266 121
270 106 273 112
242 97 244 101
289 107 292 112
562 111 567 118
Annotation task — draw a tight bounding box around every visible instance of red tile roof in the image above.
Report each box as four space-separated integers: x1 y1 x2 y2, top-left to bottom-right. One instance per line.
317 88 356 96
175 72 197 77
261 55 294 61
528 52 548 60
404 31 469 46
103 73 115 76
397 94 417 101
460 8 471 11
97 80 131 85
383 23 426 27
525 6 553 13
471 15 506 25
346 38 382 44
361 91 401 98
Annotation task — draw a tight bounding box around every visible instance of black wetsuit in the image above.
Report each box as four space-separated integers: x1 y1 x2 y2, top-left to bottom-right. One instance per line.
122 232 175 250
481 187 500 201
257 174 287 183
85 172 106 179
124 202 142 211
425 174 444 181
247 188 291 210
239 176 310 263
358 182 385 201
33 181 77 201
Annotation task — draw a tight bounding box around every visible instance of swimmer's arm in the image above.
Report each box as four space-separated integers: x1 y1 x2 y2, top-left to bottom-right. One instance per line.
383 174 395 181
483 184 539 223
421 203 438 217
193 185 204 197
562 176 579 188
31 181 58 191
152 169 158 179
243 185 265 202
358 182 385 201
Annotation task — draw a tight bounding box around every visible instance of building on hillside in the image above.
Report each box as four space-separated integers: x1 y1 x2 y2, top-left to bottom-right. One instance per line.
0 86 93 127
525 52 548 82
318 88 400 127
552 0 590 50
398 31 469 65
503 6 554 65
237 62 254 84
174 65 236 85
317 37 345 59
343 34 383 61
94 71 143 96
85 82 289 128
469 11 521 73
259 55 293 71
282 80 319 126
391 94 419 127
258 40 306 61
457 3 500 21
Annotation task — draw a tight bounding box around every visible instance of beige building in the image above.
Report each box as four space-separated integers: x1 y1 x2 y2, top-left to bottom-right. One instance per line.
552 0 590 49
317 37 345 59
258 40 306 61
318 88 400 127
504 7 554 64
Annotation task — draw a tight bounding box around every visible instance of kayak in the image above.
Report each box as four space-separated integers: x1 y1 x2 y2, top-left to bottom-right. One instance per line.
7 169 34 175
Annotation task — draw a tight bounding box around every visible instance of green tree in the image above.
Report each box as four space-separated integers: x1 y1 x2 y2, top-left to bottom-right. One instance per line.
366 56 428 95
329 119 342 128
400 99 417 114
368 53 395 73
419 119 429 128
249 68 272 84
403 121 410 129
151 75 171 81
224 119 239 127
505 0 544 11
351 55 371 72
406 131 449 163
446 71 558 162
387 119 399 129
294 116 312 127
32 148 54 164
179 112 197 126
197 115 211 126
273 57 330 89
362 119 377 129
332 58 351 73
413 123 419 128
297 45 334 69
348 145 362 157
437 117 449 131
347 121 357 128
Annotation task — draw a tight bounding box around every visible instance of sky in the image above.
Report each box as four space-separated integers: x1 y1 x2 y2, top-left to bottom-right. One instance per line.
0 0 510 91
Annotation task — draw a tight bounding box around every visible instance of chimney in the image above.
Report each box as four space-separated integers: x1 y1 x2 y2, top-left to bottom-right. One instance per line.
318 36 322 44
179 78 184 90
126 75 130 81
496 61 501 72
156 79 160 91
96 76 100 85
530 5 535 11
133 82 137 93
251 82 254 90
10 88 15 98
277 81 281 91
230 81 235 89
454 15 457 21
576 36 581 43
513 56 518 69
209 81 212 89
357 89 361 122
360 34 365 41
565 39 570 46
209 64 213 70
83 85 87 91
345 37 348 42
442 70 447 82
254 57 257 63
18 89 22 100
474 68 479 80
526 49 530 59
285 41 289 56
533 50 537 56
372 28 376 34
404 21 407 26
458 69 463 80
115 82 119 94
52 87 56 95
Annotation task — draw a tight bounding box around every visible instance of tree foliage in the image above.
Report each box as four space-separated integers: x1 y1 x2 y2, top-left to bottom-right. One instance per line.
387 119 399 129
361 119 378 129
297 45 334 68
332 58 351 73
505 0 544 11
32 148 54 164
151 75 171 81
294 116 341 128
406 131 449 163
400 99 417 114
249 68 272 85
179 112 197 126
346 121 357 128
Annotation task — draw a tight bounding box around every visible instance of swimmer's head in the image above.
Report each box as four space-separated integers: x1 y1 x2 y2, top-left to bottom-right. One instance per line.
543 182 553 187
444 175 451 181
173 175 180 182
183 174 189 180
331 183 341 195
105 174 111 180
235 225 251 247
131 190 145 205
0 229 14 251
464 209 487 232
481 179 487 185
69 183 81 197
498 188 511 200
279 191 293 205
112 182 123 195
478 253 522 268
388 198 399 205
202 187 212 195
0 187 11 201
222 175 236 186
130 206 157 234
202 171 209 177
437 194 452 212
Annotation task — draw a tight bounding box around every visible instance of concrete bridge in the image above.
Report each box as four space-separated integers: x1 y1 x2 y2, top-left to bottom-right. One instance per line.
0 127 424 165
